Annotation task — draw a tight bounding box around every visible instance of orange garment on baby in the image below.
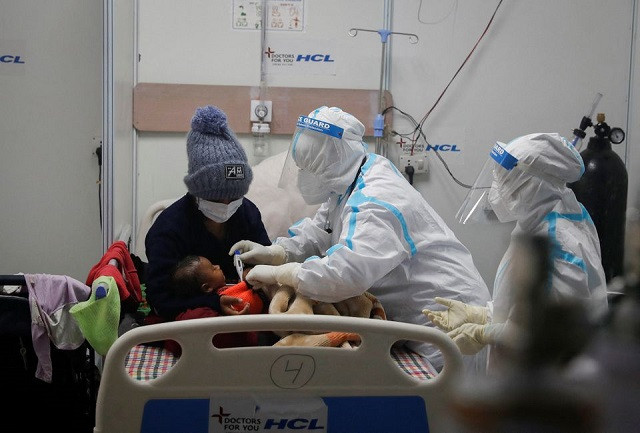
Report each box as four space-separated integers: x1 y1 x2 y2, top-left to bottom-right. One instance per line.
218 281 264 315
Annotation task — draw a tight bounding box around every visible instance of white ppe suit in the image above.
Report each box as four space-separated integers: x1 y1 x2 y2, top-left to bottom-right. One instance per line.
432 133 608 361
489 133 608 324
246 106 491 370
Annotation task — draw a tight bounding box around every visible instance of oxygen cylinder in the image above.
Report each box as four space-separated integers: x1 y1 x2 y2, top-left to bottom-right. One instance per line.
568 113 628 282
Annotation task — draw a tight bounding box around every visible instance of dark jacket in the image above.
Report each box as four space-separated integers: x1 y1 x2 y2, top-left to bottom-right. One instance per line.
145 193 270 320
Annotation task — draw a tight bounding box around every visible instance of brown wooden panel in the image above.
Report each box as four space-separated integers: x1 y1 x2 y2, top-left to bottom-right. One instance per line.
133 83 393 136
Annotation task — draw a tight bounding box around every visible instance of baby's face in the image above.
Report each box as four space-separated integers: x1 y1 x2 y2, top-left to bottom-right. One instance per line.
197 257 226 292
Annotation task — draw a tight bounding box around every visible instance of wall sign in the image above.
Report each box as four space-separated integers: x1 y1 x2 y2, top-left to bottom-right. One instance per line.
233 0 304 31
0 39 26 76
263 39 336 76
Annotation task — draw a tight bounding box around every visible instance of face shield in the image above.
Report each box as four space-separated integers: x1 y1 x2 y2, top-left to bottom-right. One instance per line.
455 142 523 224
278 115 352 205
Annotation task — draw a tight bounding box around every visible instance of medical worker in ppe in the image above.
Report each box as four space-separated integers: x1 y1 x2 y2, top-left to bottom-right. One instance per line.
424 133 608 358
230 106 491 371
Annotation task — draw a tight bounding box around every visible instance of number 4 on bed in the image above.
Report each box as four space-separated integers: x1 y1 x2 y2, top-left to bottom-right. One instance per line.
284 359 303 383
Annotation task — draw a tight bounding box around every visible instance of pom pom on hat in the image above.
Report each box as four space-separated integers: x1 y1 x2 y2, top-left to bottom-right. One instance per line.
190 105 228 135
184 105 253 201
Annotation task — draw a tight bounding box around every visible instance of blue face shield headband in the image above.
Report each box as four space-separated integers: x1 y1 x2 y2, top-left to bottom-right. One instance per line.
455 142 519 224
292 115 345 160
489 142 518 171
296 115 344 137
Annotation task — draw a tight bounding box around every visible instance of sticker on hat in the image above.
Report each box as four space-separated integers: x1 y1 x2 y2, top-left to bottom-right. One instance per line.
225 164 245 179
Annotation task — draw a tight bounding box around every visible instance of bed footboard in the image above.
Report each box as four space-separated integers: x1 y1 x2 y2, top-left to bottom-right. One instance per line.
94 315 463 433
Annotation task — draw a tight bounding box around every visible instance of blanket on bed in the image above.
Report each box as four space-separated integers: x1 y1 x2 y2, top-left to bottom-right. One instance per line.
266 286 386 348
150 285 387 352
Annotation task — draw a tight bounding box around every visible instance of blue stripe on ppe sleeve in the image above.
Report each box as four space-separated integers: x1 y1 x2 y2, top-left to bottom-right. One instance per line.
545 211 587 272
347 190 417 256
326 244 344 256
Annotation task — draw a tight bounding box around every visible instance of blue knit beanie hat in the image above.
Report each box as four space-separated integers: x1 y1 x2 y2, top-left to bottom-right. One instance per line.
183 105 253 201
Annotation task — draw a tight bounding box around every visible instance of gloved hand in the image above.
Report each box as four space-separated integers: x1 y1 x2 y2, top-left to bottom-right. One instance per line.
229 240 287 265
446 322 503 355
422 297 489 332
446 323 489 355
246 262 301 290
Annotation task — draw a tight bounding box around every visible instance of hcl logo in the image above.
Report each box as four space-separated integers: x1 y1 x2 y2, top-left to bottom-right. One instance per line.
0 55 25 64
263 418 325 430
296 54 334 62
425 144 460 152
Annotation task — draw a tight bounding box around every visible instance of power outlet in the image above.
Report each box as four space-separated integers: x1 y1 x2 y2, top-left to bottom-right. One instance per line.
250 100 272 122
399 154 428 174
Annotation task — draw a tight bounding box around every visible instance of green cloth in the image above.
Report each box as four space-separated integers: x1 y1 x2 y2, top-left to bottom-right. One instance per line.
70 275 121 356
137 283 151 316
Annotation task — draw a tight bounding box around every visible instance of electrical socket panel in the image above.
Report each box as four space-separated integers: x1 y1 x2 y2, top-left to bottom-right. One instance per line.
398 154 428 174
250 100 272 122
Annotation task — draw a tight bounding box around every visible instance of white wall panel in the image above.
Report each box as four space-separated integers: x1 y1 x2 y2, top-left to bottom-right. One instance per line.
388 0 635 288
137 0 382 88
134 0 638 290
0 0 103 280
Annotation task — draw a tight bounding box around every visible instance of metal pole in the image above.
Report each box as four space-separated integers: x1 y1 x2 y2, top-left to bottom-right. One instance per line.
102 0 114 251
348 27 418 157
376 41 386 155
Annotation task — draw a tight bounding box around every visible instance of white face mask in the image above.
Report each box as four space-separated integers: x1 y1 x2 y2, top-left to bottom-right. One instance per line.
297 170 332 205
488 186 516 223
197 197 243 223
299 184 332 205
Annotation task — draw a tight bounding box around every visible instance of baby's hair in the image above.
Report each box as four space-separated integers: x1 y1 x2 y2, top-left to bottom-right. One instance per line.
170 255 204 297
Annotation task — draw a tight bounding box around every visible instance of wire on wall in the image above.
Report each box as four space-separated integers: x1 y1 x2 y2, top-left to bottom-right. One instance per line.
387 105 471 188
385 0 505 189
95 144 103 228
415 0 503 135
417 0 459 25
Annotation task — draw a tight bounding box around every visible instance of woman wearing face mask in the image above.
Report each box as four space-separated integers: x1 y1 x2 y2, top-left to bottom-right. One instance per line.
145 105 270 321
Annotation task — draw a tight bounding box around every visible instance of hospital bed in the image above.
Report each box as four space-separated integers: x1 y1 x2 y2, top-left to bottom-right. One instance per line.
94 314 463 433
106 149 463 432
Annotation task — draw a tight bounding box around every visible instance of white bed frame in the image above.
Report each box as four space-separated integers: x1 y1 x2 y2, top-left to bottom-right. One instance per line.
94 315 463 433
